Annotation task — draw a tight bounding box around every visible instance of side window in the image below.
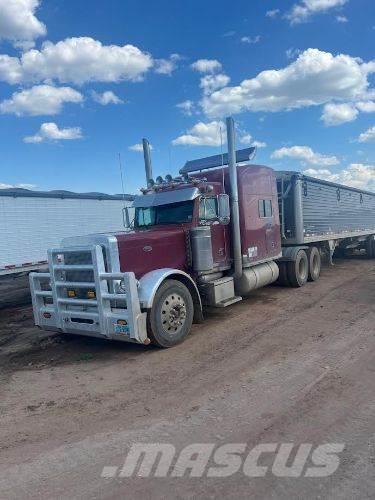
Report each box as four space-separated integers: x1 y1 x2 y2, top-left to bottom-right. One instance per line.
258 199 273 218
265 200 273 218
199 197 218 220
258 199 265 218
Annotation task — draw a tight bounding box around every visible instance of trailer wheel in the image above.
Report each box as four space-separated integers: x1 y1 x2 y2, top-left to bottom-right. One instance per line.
365 237 375 259
307 247 321 282
148 279 194 348
287 250 308 288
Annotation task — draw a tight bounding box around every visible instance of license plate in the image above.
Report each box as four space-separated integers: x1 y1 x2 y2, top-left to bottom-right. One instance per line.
115 324 130 335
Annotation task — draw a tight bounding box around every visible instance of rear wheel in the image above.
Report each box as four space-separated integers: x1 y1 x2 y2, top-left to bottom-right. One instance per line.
277 262 290 286
307 247 321 282
148 279 194 348
287 250 308 288
365 237 375 258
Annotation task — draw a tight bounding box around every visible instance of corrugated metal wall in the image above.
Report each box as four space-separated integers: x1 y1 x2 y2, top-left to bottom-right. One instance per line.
302 179 375 237
0 197 133 268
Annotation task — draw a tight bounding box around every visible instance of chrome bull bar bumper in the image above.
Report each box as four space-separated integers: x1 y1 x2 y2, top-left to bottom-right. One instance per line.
29 245 149 344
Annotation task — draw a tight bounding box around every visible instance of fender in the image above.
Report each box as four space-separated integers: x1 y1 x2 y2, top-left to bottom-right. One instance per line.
279 245 309 262
138 268 203 323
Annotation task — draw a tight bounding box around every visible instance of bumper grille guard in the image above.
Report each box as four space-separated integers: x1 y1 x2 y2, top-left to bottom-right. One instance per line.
29 245 148 344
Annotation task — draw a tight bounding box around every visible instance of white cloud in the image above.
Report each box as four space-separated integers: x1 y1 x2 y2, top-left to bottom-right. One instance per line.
266 9 280 18
252 140 267 148
239 133 267 148
286 48 301 59
303 168 338 180
321 102 358 125
0 182 36 189
91 90 123 105
176 100 195 116
0 37 153 85
200 73 230 95
0 84 83 116
287 0 348 24
358 126 375 143
154 54 181 75
0 0 46 46
24 122 82 143
304 164 375 191
172 120 265 148
172 120 225 146
271 145 339 166
191 59 222 74
336 15 348 22
321 100 375 126
356 101 375 113
129 143 154 152
241 35 261 44
202 48 375 117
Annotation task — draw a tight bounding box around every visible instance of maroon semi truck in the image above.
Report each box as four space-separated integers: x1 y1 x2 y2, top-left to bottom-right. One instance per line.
30 118 375 347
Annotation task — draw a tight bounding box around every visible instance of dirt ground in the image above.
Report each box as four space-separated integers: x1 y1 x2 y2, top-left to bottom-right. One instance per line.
0 257 374 499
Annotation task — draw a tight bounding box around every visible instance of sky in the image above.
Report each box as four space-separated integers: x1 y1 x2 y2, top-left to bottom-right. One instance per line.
0 0 374 194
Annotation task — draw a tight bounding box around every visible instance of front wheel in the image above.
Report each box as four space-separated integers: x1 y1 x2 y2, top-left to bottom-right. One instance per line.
148 279 194 348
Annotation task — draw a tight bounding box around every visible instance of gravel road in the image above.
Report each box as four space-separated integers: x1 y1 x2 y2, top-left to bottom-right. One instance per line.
0 256 374 499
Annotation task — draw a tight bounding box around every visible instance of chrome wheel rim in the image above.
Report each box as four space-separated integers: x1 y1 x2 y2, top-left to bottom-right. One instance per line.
161 293 187 334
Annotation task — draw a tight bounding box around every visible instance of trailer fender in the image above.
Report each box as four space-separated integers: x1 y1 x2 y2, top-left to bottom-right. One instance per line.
138 268 203 323
279 246 309 262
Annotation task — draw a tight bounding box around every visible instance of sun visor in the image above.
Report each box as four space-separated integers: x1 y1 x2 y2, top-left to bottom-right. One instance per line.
132 187 200 208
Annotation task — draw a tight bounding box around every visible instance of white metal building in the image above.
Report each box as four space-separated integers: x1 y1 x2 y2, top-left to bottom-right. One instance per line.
0 188 134 275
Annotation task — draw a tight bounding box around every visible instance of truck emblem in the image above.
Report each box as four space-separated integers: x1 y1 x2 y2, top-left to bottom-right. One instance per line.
143 245 153 252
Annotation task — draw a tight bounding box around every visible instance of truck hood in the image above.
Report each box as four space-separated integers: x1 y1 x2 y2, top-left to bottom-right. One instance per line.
114 225 189 278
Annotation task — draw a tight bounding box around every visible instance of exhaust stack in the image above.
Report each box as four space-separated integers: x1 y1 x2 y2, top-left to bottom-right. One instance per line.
142 138 153 185
226 116 242 281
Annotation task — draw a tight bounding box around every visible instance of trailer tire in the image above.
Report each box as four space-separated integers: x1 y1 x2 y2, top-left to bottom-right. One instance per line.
307 247 321 282
287 250 308 288
147 279 194 348
366 237 375 259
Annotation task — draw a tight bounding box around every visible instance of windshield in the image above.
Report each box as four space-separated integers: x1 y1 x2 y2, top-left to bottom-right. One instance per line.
135 200 194 228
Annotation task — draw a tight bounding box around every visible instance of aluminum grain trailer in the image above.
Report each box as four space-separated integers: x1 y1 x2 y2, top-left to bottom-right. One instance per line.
0 188 134 276
276 171 375 286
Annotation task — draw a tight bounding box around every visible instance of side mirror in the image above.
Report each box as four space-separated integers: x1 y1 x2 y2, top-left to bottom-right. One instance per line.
217 194 230 225
122 207 131 228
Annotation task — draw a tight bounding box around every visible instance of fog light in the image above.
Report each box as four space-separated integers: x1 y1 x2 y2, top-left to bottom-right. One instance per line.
87 290 96 299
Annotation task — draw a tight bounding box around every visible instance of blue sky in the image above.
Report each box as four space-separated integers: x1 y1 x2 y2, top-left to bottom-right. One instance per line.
0 0 374 194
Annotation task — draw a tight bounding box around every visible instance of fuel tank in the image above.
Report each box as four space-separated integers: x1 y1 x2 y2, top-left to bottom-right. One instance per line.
235 261 279 296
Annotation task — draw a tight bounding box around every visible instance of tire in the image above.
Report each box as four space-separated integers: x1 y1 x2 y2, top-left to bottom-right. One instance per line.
365 237 375 259
277 262 290 286
148 279 194 348
307 247 321 282
287 250 308 288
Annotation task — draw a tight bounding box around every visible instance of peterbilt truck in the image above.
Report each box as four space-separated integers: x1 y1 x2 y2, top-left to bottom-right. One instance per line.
30 118 375 348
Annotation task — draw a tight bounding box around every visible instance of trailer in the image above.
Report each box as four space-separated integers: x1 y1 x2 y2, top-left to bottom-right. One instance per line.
29 118 375 348
0 188 134 276
275 171 375 285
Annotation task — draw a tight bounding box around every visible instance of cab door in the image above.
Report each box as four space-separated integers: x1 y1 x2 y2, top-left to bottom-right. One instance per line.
199 196 228 266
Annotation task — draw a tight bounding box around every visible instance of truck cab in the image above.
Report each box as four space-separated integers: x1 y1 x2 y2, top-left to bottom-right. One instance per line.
117 179 232 278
